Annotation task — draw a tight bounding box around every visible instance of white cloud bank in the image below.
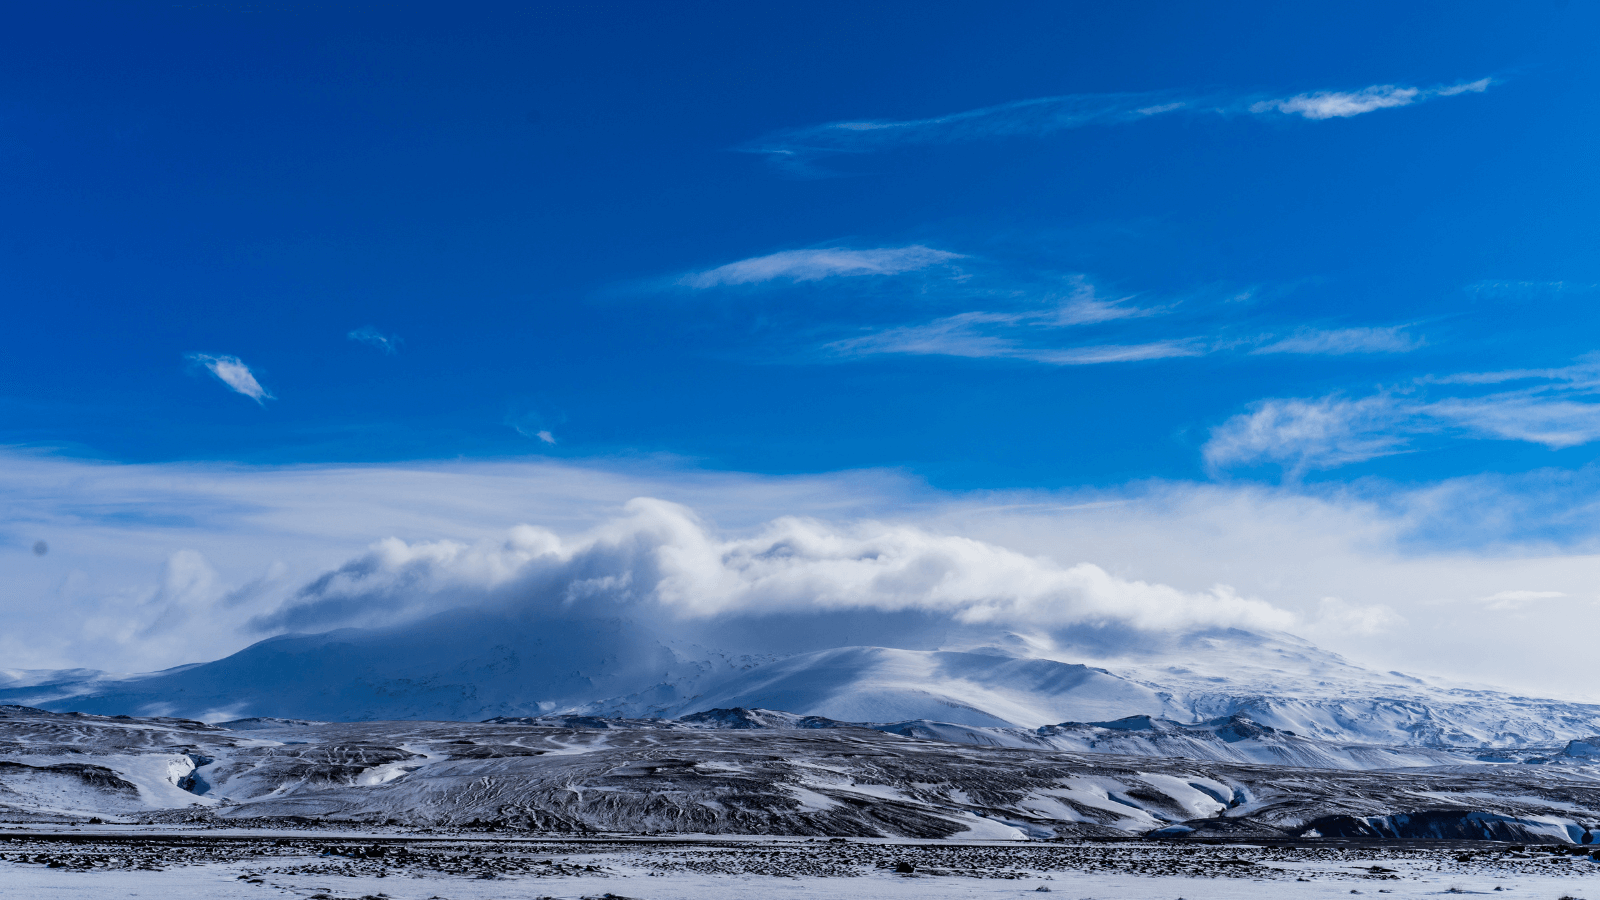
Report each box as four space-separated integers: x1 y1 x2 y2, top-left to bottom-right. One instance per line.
186 354 272 402
6 452 1600 701
251 498 1291 638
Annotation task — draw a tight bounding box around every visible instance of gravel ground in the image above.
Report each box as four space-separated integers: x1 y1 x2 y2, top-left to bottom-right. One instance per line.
2 827 1599 900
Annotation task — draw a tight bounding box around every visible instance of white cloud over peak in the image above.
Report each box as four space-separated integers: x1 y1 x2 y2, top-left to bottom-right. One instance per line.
187 354 272 403
7 452 1600 698
1312 596 1406 636
1252 326 1422 356
254 498 1294 637
679 246 963 288
1249 78 1490 120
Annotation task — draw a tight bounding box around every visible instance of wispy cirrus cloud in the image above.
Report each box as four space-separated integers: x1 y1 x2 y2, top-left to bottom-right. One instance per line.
1203 394 1410 477
678 245 963 288
828 282 1194 367
1249 78 1489 120
1205 359 1600 476
187 353 272 403
676 246 1424 369
834 317 1199 366
741 92 1189 174
1427 395 1600 448
1251 326 1423 356
742 79 1492 174
1425 360 1600 387
347 326 401 354
1467 280 1600 300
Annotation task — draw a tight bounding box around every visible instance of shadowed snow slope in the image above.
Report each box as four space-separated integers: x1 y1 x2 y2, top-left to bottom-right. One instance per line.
674 647 1184 728
7 611 1600 750
0 610 758 723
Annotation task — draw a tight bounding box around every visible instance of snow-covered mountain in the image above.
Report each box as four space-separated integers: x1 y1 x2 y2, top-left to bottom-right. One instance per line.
672 646 1186 727
645 707 1470 770
0 609 766 723
7 609 1600 752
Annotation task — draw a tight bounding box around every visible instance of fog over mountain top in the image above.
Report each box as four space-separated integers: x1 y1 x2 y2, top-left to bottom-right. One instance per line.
252 497 1291 640
6 451 1600 704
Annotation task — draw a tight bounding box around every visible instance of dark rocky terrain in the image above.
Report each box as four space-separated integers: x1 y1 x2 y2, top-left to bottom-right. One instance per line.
4 705 1600 845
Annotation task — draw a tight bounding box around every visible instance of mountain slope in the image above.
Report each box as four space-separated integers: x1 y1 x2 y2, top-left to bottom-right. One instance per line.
9 613 1600 752
674 646 1185 728
2 609 757 723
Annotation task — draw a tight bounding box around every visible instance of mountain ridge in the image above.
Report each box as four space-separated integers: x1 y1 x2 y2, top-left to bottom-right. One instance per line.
6 610 1600 750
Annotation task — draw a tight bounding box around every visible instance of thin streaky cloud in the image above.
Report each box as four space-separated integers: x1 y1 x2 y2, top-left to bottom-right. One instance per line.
833 316 1199 367
1252 326 1422 356
1249 79 1490 120
1206 358 1600 475
1426 396 1600 449
833 313 1020 360
348 326 401 354
679 245 963 288
827 276 1185 367
742 79 1492 173
1202 395 1409 477
1046 290 1164 326
187 354 272 403
1467 280 1600 299
1427 359 1600 386
740 92 1184 174
1017 341 1203 365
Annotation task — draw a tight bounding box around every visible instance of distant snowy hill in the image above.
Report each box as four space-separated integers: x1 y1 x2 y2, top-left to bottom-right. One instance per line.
0 609 762 723
7 610 1600 752
671 646 1186 727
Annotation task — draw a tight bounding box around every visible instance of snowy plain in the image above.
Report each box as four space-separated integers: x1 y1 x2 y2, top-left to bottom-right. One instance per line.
4 829 1600 900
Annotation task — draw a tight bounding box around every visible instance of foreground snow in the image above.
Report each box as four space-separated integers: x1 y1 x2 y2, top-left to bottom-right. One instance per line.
3 829 1600 899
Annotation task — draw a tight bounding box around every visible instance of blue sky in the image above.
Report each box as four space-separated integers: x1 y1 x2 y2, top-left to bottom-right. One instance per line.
8 2 1600 691
4 1 1597 488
